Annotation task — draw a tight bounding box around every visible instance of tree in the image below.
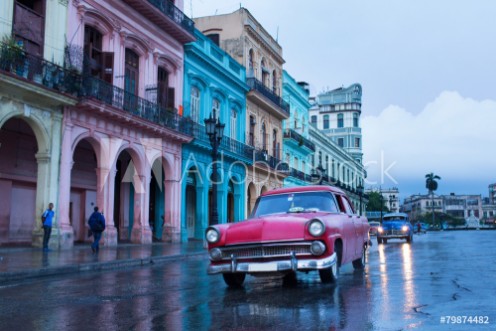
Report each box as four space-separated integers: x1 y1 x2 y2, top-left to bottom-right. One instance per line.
366 191 389 212
425 172 441 194
425 172 441 226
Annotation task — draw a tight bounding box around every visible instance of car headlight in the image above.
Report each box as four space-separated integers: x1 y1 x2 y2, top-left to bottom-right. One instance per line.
205 227 220 243
402 225 408 232
308 219 325 237
310 241 326 256
378 227 384 233
209 247 223 261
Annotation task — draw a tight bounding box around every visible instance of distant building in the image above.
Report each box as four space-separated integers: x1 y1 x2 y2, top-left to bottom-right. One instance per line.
365 187 400 213
309 84 363 164
402 193 483 221
489 183 496 204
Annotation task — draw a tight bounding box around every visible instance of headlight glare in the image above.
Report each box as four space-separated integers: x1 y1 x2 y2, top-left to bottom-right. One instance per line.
205 227 220 243
402 225 408 232
308 219 325 237
378 227 384 233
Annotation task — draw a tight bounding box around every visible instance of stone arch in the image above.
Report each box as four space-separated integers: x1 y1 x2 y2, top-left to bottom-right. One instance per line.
0 109 50 154
81 9 116 36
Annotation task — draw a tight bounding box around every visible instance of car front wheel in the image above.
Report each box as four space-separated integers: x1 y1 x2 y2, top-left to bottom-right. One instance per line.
406 234 413 243
352 244 366 269
222 272 246 287
320 243 341 283
377 237 383 244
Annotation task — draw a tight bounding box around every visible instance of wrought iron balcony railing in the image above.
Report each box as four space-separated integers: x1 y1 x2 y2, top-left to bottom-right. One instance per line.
189 122 255 160
288 168 313 182
283 129 315 151
246 78 290 115
80 76 193 136
253 149 289 172
146 0 194 35
1 42 82 96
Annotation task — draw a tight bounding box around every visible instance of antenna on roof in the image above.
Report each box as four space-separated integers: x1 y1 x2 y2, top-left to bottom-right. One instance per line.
276 26 279 42
215 9 218 15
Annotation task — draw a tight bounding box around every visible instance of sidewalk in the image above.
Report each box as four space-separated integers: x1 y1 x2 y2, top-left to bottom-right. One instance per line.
0 241 207 283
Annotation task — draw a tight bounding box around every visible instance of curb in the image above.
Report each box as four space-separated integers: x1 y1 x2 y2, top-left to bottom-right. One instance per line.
0 251 207 283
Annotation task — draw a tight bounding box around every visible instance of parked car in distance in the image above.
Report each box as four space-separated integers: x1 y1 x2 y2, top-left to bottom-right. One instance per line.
205 185 370 287
377 212 414 244
369 221 381 236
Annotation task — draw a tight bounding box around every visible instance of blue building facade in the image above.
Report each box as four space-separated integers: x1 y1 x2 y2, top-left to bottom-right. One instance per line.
282 71 315 187
181 30 251 241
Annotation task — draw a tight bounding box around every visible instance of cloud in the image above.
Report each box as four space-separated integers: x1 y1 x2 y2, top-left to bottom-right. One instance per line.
362 91 496 195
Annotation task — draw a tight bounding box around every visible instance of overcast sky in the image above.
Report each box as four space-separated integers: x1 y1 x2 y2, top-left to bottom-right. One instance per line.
188 0 496 199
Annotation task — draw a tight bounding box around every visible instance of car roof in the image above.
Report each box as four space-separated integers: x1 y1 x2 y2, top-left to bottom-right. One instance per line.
383 212 409 218
261 185 346 196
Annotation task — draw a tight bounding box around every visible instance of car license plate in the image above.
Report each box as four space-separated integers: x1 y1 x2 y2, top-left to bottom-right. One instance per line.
248 263 276 272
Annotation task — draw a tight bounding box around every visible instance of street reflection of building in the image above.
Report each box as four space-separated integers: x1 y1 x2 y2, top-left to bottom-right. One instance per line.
181 29 250 241
194 8 289 217
0 0 195 247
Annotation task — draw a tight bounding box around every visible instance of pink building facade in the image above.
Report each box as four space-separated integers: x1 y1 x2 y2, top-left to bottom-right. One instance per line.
60 0 195 247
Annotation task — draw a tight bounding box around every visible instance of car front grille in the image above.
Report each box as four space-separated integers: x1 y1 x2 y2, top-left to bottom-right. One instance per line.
385 229 405 236
218 242 313 260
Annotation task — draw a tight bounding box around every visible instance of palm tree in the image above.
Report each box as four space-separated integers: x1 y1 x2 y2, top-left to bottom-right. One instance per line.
425 173 441 226
425 173 441 193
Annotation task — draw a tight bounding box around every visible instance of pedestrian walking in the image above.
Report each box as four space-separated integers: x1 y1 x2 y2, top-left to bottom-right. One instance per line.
41 203 55 252
88 206 106 254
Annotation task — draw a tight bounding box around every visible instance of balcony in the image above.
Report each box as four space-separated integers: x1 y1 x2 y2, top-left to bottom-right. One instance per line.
253 149 289 172
189 122 255 160
80 76 193 136
122 0 195 43
246 78 290 119
283 129 315 152
288 168 312 182
0 42 80 106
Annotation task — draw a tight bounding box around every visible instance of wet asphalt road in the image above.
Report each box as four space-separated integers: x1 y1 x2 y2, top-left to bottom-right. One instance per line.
0 231 495 331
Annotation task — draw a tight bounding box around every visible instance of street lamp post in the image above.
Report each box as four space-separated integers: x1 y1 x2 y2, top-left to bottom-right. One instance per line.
204 109 225 225
380 188 384 223
357 184 364 216
389 195 394 213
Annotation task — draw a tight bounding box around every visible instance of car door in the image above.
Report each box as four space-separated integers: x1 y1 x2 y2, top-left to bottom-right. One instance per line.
334 194 357 264
341 196 363 259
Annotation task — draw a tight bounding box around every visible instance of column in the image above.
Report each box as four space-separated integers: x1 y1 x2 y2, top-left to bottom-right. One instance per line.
57 122 75 249
99 166 118 246
32 152 51 248
163 178 181 243
131 174 152 244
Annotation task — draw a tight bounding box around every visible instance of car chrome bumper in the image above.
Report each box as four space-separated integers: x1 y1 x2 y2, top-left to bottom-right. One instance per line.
378 234 408 238
207 252 337 274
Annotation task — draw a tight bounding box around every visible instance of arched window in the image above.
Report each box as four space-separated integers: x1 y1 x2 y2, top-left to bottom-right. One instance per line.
337 113 344 128
261 122 267 151
261 58 269 87
248 49 255 77
212 98 220 120
125 48 139 95
323 115 330 129
272 129 278 158
353 113 358 127
230 109 237 139
311 115 317 126
190 87 200 122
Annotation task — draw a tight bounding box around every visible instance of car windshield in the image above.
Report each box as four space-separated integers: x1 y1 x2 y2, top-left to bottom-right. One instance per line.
250 191 339 218
383 216 407 221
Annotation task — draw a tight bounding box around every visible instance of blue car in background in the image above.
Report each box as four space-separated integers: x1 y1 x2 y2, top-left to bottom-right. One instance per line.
377 212 414 244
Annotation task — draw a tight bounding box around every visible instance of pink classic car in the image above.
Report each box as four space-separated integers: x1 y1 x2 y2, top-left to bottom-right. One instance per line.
205 185 370 287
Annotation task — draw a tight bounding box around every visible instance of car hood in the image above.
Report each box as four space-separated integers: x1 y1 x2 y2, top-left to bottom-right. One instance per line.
381 221 409 230
224 213 323 245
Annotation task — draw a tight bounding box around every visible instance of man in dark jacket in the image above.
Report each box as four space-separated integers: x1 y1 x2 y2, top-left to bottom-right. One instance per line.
88 206 106 253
